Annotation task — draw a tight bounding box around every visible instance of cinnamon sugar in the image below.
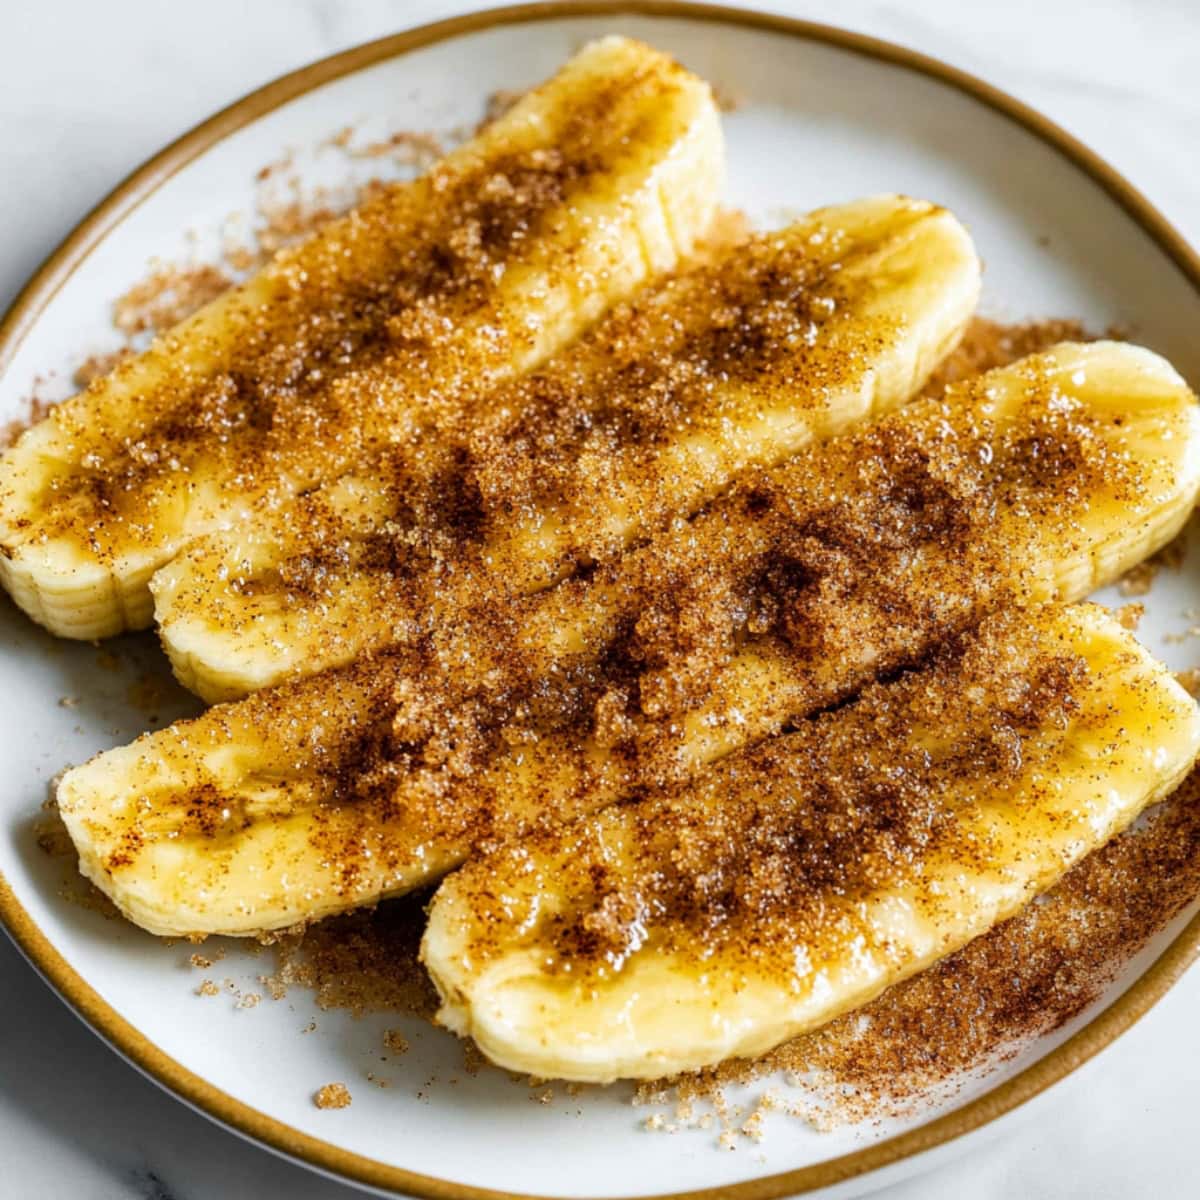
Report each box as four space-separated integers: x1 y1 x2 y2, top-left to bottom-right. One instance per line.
1 389 53 449
268 763 1200 1135
346 129 444 167
6 53 1188 1137
73 348 133 388
112 264 233 336
1119 527 1188 597
477 88 526 132
1114 602 1145 631
9 48 713 586
269 892 439 1020
921 316 1093 397
383 1029 410 1055
243 318 1200 1138
1176 668 1200 697
313 1082 352 1110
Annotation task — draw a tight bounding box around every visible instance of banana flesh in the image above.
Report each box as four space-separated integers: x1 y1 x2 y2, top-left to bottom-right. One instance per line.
55 342 1200 937
152 196 981 701
0 36 724 639
422 603 1200 1081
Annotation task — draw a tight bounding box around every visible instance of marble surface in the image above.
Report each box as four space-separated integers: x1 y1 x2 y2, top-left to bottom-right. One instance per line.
1 1 1198 1197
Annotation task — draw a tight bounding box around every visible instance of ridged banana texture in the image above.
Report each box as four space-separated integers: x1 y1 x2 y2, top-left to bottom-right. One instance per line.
152 195 981 701
423 603 1200 1081
55 342 1200 937
0 36 724 639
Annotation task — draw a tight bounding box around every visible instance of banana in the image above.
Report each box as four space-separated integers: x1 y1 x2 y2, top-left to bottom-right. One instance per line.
0 36 724 640
55 342 1200 937
422 603 1200 1081
151 196 982 701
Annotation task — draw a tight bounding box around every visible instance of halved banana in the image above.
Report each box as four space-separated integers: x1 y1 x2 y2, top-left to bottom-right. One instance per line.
152 196 982 701
422 603 1200 1081
0 36 724 639
56 342 1200 937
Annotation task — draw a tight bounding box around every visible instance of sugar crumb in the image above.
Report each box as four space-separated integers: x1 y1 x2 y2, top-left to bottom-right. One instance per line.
1113 602 1145 631
314 1082 352 1110
1175 668 1200 697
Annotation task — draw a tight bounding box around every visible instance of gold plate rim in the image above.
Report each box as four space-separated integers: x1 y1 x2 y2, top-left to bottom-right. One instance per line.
2 3 1199 1197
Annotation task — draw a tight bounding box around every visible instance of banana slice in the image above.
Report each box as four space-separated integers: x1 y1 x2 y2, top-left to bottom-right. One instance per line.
422 603 1200 1081
56 342 1200 937
152 196 982 701
0 36 724 639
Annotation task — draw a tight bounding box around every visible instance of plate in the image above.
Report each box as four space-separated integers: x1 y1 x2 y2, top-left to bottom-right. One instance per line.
2 4 1200 1198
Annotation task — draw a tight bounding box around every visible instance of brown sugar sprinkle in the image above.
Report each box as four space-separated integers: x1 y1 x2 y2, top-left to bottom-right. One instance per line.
1113 602 1145 631
16 55 710 577
112 263 233 336
269 891 439 1020
35 790 123 917
456 608 1090 974
919 315 1097 396
1 389 54 449
662 764 1200 1127
1120 562 1157 597
195 980 220 998
477 88 527 132
127 316 1150 964
271 678 1200 1132
164 307 1116 720
345 129 445 167
14 56 1178 1135
383 1029 410 1055
313 1082 352 1110
173 210 905 653
73 348 133 389
253 319 1195 1127
34 794 74 859
1175 668 1200 697
1119 527 1188 597
711 82 744 113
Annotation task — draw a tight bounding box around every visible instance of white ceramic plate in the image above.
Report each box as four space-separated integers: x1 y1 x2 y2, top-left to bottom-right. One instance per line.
3 5 1200 1198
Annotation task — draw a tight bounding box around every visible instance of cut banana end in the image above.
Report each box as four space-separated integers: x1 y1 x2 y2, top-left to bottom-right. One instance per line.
56 341 1200 938
0 35 724 640
152 195 982 702
57 657 404 938
421 604 1200 1082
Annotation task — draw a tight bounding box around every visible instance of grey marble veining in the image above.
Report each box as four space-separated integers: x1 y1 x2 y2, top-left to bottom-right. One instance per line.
1 2 1198 1197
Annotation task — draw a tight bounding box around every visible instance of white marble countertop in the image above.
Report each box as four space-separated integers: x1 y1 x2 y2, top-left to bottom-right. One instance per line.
2 2 1198 1197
